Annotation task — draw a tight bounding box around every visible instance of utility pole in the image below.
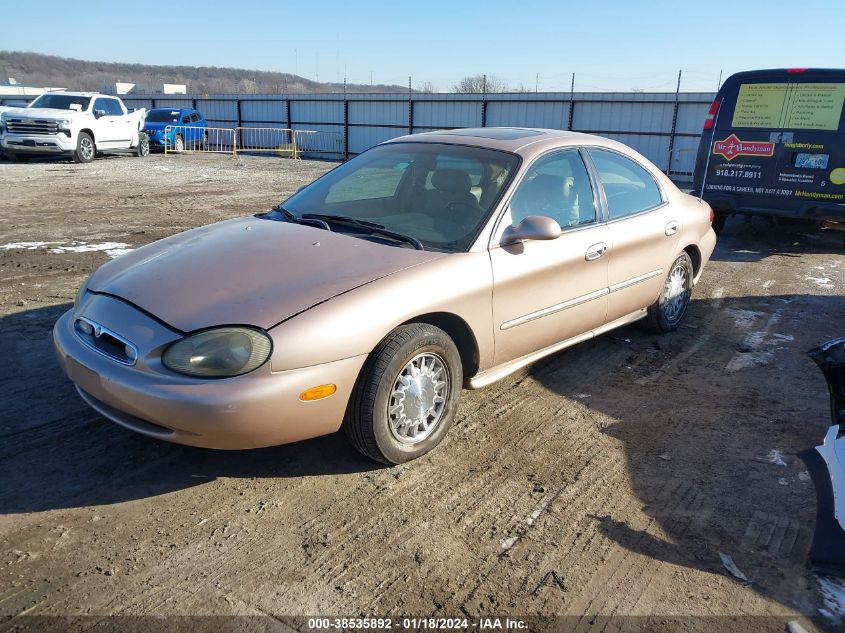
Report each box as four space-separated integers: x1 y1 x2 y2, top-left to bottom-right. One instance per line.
716 69 723 91
535 72 539 93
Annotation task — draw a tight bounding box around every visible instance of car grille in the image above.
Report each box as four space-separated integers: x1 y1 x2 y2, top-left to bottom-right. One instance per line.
5 118 60 135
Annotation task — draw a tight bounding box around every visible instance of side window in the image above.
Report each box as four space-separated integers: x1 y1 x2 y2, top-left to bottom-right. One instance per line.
106 99 124 116
181 113 191 124
588 149 663 220
509 150 595 229
92 98 109 116
190 113 200 123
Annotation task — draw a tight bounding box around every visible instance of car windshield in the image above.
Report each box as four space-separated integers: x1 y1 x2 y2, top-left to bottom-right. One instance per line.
281 142 519 252
29 94 91 111
146 110 181 123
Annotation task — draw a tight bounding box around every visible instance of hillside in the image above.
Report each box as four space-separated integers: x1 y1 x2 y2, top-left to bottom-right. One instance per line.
0 51 410 94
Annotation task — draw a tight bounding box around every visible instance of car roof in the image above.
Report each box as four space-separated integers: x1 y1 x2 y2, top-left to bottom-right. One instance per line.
382 127 633 160
44 91 101 98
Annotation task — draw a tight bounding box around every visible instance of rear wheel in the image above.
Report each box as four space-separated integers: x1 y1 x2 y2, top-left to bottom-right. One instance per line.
135 132 150 157
73 132 95 163
644 252 694 333
173 134 184 152
344 323 462 464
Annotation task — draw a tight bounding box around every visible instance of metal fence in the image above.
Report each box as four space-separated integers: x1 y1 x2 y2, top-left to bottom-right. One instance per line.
76 90 712 178
163 125 236 153
160 125 343 158
122 91 715 179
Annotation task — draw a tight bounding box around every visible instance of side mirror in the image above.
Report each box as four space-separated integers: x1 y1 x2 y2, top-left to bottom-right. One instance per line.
93 109 106 119
502 215 562 244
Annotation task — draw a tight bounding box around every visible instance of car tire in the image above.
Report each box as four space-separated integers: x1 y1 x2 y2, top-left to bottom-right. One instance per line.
712 212 727 235
644 251 694 333
344 323 463 465
173 134 184 153
135 132 150 157
73 132 95 163
201 131 209 151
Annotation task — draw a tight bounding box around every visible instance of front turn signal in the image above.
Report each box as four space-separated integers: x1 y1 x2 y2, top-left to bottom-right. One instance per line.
299 384 337 401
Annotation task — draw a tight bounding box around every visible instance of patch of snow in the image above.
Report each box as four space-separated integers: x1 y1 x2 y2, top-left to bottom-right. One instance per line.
805 276 833 289
48 242 133 259
767 449 787 467
0 241 58 250
817 575 845 624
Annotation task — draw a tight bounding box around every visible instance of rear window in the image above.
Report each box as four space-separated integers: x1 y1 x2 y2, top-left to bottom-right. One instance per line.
731 82 845 131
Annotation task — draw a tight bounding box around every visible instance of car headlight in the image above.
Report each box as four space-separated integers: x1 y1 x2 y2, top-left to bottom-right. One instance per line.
162 327 273 378
58 119 72 129
73 275 91 311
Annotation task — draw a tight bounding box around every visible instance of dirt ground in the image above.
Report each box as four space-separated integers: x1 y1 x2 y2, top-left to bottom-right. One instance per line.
1 153 844 632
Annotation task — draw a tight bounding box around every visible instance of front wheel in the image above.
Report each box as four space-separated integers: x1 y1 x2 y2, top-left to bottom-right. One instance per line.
173 134 184 152
644 252 694 333
344 323 463 464
73 132 95 163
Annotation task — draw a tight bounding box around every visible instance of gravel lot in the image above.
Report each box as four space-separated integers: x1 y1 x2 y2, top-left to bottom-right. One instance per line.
1 153 844 632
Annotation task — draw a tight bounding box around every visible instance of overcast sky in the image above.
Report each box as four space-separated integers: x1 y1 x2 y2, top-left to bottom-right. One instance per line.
4 0 844 92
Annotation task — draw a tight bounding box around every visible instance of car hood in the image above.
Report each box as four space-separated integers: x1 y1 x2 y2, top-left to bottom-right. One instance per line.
143 121 176 131
87 216 447 332
2 107 85 120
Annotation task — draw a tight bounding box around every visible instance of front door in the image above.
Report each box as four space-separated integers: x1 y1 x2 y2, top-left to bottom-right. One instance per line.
489 149 610 366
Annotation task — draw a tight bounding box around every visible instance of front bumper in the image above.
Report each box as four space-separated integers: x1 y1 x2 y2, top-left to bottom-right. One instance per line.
1 133 75 154
53 295 365 449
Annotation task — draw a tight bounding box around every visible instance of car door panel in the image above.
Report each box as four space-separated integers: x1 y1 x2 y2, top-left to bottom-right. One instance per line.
91 98 118 147
489 225 610 365
585 148 680 323
488 148 609 367
605 207 680 320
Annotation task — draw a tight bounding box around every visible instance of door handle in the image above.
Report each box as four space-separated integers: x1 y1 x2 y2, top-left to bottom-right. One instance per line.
585 242 608 261
664 221 679 236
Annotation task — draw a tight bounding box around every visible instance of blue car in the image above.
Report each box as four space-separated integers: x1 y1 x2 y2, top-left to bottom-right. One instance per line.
143 108 208 151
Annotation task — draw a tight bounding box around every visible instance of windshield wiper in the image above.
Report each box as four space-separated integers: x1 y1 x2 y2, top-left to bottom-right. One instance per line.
267 205 331 231
301 213 424 251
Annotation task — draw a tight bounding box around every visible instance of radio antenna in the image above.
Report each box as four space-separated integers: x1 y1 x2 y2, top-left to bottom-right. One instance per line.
698 99 723 201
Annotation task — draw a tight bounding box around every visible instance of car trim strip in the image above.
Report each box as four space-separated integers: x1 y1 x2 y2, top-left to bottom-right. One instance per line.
608 268 664 293
501 287 609 330
501 268 663 331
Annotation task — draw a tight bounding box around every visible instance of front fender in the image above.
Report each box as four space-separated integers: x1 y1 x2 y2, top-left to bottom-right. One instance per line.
268 251 495 373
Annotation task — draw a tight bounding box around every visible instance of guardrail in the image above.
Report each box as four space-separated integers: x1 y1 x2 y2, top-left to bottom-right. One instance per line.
163 125 236 154
162 126 342 159
234 128 343 159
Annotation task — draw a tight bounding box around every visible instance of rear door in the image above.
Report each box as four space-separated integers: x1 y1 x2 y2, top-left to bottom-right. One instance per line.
585 148 680 324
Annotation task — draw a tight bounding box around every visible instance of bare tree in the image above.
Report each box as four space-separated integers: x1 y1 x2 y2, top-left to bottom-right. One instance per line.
452 74 508 94
417 81 437 93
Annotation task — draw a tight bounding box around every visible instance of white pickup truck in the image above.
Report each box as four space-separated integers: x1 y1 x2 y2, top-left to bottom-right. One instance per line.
0 91 149 163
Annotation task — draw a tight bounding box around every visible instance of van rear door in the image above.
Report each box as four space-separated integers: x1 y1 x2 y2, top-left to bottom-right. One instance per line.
695 70 845 220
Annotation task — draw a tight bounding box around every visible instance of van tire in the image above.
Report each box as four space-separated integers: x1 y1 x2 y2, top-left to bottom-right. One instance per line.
712 212 727 235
